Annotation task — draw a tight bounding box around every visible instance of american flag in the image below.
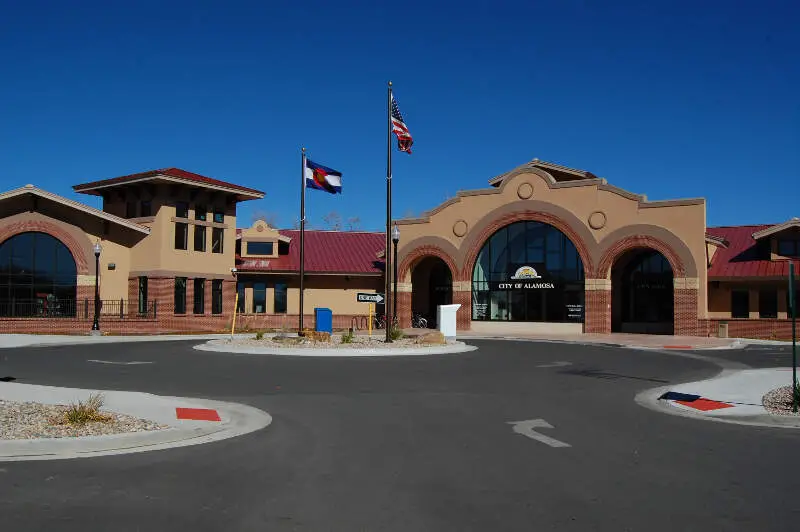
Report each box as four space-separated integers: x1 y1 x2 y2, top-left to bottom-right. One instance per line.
391 94 413 153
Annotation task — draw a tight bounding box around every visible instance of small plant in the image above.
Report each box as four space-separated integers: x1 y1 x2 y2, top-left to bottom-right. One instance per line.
61 393 111 426
389 324 404 341
254 330 265 340
341 329 355 344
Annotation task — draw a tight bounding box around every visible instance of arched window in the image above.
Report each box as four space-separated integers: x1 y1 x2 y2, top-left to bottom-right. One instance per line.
472 221 584 322
0 232 77 317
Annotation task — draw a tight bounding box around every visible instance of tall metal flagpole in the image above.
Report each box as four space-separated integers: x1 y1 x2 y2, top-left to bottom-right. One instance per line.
299 147 306 335
385 81 393 343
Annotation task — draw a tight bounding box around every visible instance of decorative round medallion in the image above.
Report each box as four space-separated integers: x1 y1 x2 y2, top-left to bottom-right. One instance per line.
588 211 607 230
517 182 534 199
453 219 468 237
256 224 264 232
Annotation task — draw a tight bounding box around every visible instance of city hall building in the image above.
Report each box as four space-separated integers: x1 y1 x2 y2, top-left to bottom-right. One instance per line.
0 160 797 338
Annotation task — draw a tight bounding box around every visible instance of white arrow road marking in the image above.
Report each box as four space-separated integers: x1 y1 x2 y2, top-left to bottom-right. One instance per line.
507 419 571 448
87 360 154 365
536 361 572 368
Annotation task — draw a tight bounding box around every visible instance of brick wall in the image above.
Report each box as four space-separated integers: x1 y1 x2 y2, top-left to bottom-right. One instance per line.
585 289 611 333
396 291 412 329
674 288 700 335
704 318 797 340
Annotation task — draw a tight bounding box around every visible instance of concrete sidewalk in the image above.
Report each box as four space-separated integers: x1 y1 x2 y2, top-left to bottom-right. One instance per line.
638 368 800 428
0 333 251 349
0 382 271 461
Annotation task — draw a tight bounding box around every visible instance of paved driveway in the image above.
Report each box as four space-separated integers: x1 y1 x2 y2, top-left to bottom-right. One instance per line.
1 340 798 531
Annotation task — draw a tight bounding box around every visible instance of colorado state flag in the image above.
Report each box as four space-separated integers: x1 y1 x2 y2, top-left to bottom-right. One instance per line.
304 159 342 194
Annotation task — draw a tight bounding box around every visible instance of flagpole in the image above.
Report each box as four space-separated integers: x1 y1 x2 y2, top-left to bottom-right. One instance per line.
385 81 393 343
299 147 306 335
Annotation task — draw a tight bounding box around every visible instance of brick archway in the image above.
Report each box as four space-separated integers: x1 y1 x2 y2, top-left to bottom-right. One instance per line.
0 219 92 275
596 235 700 335
396 245 460 330
596 235 685 280
461 211 594 280
398 245 460 285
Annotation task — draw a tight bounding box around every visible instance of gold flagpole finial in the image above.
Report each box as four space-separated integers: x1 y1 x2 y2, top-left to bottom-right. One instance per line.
388 80 392 87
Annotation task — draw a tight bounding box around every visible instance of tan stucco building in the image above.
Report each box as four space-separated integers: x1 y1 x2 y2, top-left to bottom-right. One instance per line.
0 160 797 338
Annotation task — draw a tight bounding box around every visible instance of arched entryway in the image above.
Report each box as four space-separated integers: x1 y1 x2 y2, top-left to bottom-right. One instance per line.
0 232 77 317
471 221 585 325
411 256 453 328
611 249 674 334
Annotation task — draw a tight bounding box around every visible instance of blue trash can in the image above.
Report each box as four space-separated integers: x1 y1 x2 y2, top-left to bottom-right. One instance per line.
314 307 332 334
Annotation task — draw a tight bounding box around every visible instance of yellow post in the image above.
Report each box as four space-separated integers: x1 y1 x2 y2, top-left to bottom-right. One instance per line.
230 292 239 341
368 303 373 338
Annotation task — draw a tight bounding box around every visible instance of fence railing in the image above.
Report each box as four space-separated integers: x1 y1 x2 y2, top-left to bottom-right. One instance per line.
0 299 157 319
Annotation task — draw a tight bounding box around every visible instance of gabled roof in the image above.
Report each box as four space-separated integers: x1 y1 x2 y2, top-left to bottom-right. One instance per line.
236 229 385 275
73 168 265 201
488 158 598 187
751 218 800 240
706 224 799 279
0 185 150 234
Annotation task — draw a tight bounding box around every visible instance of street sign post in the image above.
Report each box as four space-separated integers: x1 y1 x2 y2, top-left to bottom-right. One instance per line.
790 263 797 413
357 293 385 305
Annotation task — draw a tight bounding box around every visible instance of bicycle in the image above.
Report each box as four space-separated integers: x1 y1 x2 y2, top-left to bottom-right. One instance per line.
411 313 428 328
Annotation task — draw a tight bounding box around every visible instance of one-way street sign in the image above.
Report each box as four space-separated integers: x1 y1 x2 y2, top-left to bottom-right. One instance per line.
357 293 385 304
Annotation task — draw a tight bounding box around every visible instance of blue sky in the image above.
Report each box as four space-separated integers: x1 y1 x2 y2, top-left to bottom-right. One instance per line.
1 0 797 231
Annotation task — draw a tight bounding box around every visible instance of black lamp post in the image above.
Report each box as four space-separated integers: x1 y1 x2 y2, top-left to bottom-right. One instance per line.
391 224 400 328
91 242 102 333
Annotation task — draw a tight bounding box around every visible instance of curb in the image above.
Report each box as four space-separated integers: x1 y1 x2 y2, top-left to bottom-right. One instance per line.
0 384 272 461
193 339 478 356
635 368 800 429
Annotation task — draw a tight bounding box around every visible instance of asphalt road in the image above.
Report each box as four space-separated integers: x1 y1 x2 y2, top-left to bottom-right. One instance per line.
1 339 799 531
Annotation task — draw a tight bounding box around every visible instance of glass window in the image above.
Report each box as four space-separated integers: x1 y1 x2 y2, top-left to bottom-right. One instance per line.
253 283 266 313
471 221 584 323
174 277 186 314
213 210 225 223
194 226 206 252
138 276 148 314
758 289 777 319
731 289 749 318
212 280 223 314
0 232 77 317
212 228 224 254
176 202 189 218
778 239 798 257
193 278 205 314
140 200 152 217
174 222 188 250
621 251 673 323
126 201 137 218
274 282 287 313
247 241 274 255
236 282 245 313
195 204 207 221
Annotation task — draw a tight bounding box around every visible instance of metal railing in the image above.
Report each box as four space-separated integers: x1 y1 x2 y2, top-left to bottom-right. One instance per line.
0 299 157 319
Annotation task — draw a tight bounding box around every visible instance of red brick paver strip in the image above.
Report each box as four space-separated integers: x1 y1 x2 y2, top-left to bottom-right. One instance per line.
675 398 734 411
176 407 221 421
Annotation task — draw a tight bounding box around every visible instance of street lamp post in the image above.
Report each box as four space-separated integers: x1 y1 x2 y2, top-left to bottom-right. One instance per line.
91 242 102 334
391 224 400 329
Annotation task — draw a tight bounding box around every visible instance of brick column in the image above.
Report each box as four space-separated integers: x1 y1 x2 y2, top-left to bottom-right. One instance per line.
674 277 700 335
584 279 611 333
397 282 412 329
452 287 471 331
186 279 196 315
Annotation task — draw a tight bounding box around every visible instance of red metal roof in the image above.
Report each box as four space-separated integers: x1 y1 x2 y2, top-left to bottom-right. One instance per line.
237 229 385 274
706 225 800 278
73 168 264 197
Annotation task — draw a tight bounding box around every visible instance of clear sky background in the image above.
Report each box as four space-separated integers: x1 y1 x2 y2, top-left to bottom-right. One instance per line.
1 0 797 231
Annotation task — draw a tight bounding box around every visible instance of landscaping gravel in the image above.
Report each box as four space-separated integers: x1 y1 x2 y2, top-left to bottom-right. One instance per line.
230 334 454 350
0 400 168 440
762 386 800 417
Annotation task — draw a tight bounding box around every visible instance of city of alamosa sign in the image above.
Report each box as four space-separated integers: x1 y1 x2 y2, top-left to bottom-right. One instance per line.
491 266 555 290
